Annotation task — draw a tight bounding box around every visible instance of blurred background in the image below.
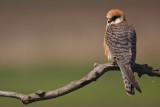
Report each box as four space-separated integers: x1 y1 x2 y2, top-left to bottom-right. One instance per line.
0 0 160 107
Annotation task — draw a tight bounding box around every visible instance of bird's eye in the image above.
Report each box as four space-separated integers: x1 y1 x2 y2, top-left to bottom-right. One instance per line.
112 16 118 21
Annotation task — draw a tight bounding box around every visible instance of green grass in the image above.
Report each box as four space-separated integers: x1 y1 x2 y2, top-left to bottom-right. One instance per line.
0 62 159 107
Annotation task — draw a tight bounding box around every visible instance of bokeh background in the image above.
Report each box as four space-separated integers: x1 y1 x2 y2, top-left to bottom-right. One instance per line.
0 0 160 107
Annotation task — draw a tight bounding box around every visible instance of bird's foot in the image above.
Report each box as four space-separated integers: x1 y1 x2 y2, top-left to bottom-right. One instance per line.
111 61 117 66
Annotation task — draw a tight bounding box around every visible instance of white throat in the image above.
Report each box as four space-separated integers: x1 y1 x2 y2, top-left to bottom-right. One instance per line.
115 18 122 24
107 18 123 26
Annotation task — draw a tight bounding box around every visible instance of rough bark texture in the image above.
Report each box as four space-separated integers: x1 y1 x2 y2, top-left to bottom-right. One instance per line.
0 63 159 105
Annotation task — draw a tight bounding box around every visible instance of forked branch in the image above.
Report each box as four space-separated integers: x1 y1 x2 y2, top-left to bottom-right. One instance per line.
0 63 159 105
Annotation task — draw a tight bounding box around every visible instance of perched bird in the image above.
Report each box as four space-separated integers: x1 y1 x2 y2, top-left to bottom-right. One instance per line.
104 9 142 95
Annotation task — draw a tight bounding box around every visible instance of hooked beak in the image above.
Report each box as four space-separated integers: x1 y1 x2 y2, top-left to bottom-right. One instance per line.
107 18 112 26
107 19 112 23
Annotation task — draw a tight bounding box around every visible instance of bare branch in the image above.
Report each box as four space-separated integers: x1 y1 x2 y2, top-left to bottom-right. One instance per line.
134 63 160 77
0 63 159 104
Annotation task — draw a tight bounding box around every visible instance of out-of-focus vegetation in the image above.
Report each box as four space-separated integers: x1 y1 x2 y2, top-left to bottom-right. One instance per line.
0 62 160 107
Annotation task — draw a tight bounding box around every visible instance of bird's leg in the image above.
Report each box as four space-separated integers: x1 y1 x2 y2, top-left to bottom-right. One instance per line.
111 61 117 65
111 57 117 65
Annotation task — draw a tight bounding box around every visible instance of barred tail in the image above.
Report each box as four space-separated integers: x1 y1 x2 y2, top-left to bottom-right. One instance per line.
116 59 142 94
122 74 135 96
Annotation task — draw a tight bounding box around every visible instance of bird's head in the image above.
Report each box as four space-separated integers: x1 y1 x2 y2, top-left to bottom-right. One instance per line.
106 9 126 26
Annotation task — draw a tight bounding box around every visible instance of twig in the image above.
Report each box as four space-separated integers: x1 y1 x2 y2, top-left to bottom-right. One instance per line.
0 63 159 105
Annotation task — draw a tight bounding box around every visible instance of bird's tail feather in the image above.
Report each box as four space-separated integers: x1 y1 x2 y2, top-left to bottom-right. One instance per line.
122 74 135 96
116 59 142 93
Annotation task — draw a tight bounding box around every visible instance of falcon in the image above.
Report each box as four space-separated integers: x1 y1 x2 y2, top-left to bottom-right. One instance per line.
104 9 142 95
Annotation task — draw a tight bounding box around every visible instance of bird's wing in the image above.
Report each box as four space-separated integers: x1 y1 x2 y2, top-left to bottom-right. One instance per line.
106 22 141 93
